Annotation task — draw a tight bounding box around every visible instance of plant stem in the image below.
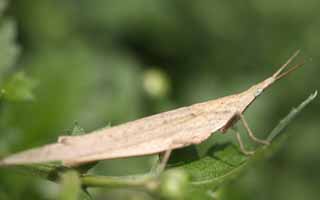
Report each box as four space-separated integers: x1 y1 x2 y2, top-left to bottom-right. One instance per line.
81 174 152 188
80 174 160 194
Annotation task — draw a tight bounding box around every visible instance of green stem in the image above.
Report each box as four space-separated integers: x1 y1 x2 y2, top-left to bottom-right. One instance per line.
80 174 156 189
267 90 317 142
15 163 159 191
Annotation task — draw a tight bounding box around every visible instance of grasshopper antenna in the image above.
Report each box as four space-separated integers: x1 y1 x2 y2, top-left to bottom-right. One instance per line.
272 50 305 80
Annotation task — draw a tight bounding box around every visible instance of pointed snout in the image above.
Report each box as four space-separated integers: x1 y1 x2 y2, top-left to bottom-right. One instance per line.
261 77 276 90
257 50 304 92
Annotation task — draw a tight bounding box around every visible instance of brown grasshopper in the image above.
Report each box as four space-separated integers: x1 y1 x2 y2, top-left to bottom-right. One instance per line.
0 50 304 168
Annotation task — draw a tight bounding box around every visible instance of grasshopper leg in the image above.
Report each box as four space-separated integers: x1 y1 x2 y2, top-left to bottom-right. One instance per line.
157 149 172 173
238 113 270 145
150 148 172 176
233 128 255 156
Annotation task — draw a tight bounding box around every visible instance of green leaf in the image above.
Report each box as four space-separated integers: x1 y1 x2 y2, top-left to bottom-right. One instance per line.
59 170 81 200
171 91 317 199
1 72 36 101
71 122 86 136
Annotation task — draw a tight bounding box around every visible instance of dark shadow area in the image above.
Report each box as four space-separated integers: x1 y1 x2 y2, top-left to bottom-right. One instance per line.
168 145 200 167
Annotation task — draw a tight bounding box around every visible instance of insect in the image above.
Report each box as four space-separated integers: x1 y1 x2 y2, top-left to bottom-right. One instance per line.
0 51 304 167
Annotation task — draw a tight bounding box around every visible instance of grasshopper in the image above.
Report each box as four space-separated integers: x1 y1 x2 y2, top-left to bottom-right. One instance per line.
0 51 304 168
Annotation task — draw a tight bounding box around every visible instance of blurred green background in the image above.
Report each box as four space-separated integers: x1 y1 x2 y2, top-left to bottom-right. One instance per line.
0 0 319 199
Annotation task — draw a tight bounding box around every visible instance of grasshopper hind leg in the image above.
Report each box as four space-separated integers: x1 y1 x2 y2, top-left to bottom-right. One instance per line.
229 112 270 156
238 112 270 145
235 130 255 156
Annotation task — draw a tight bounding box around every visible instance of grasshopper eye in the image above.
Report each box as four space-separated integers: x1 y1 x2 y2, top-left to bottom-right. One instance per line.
254 88 263 97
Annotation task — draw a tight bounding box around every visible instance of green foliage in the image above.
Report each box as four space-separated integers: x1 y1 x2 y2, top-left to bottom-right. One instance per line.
177 92 317 199
1 71 36 101
7 92 316 200
0 0 34 102
71 122 86 136
0 19 19 80
0 0 31 102
0 0 319 200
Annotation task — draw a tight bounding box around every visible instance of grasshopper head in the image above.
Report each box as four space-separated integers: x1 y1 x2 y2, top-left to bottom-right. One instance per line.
252 50 304 98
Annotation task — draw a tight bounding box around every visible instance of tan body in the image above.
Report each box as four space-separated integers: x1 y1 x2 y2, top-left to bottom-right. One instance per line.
0 51 303 166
